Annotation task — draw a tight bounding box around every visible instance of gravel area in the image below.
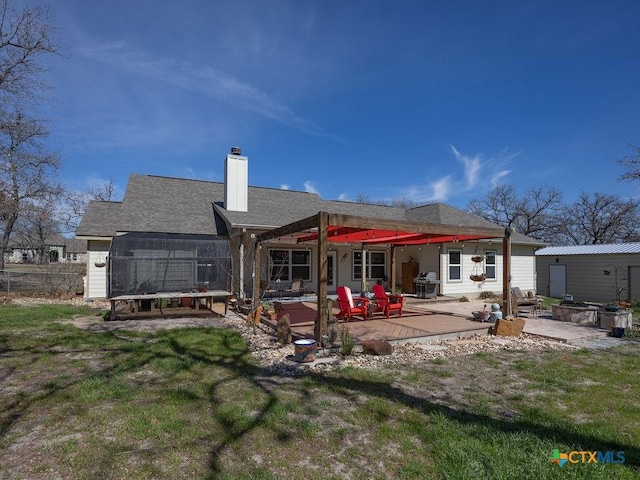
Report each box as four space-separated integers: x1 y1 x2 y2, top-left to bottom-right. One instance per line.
8 295 577 377
233 314 576 376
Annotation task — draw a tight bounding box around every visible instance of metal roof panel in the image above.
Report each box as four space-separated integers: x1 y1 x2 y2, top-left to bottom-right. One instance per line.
536 243 640 255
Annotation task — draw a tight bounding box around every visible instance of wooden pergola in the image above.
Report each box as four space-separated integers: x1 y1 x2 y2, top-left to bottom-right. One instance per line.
253 211 514 341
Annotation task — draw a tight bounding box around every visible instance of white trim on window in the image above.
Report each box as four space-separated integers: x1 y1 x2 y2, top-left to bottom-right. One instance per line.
448 249 462 282
485 250 497 280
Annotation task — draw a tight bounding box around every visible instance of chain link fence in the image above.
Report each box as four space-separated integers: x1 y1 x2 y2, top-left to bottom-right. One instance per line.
0 266 85 295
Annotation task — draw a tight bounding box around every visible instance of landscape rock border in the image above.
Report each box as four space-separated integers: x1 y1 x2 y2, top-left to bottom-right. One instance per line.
10 296 579 377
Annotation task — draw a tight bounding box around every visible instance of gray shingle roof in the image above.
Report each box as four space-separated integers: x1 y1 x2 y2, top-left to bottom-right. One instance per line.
77 174 544 245
405 203 501 228
76 201 122 237
217 189 408 228
116 175 224 235
65 238 87 253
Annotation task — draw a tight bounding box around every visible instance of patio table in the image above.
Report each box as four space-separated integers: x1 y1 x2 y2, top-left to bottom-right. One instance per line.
109 290 232 320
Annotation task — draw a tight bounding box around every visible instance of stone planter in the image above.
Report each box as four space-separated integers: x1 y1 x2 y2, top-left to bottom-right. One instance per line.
552 304 598 325
599 310 633 331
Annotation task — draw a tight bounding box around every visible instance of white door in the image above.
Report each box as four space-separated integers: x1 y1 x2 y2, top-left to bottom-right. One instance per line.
549 265 566 298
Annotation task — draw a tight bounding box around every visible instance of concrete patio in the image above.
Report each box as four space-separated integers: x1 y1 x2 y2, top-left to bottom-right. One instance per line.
261 296 621 347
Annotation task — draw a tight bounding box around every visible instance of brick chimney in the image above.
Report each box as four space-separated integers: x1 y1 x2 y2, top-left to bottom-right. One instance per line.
224 147 248 212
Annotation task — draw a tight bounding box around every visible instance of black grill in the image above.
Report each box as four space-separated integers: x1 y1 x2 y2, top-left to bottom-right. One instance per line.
414 272 439 299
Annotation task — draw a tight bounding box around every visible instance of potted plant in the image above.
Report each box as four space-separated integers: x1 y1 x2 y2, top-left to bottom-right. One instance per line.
261 301 277 320
470 273 487 282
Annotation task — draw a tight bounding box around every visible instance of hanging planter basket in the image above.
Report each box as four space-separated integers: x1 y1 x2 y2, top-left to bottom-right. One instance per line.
470 274 487 282
471 255 484 263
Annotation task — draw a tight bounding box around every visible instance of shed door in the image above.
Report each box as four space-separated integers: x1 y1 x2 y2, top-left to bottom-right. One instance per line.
628 266 640 302
549 265 566 298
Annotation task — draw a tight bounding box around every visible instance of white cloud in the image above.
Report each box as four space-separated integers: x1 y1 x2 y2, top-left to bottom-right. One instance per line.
338 193 350 201
450 145 481 189
426 176 452 202
490 169 511 187
304 181 319 194
397 176 452 204
397 146 519 205
280 184 290 190
77 42 331 138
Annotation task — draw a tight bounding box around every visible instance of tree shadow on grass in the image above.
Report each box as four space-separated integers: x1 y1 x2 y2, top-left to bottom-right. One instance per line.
307 371 639 467
2 322 639 478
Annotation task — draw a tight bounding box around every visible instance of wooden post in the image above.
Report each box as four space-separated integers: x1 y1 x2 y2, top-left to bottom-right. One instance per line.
502 227 513 316
315 212 329 342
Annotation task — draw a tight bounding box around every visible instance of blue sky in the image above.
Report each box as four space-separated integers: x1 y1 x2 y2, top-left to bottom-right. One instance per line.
34 0 640 208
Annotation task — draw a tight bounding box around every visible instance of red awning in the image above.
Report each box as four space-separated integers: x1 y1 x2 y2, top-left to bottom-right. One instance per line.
295 226 494 245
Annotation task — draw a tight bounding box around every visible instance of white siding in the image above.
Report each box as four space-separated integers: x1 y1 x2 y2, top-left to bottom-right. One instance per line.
85 240 110 299
438 242 537 298
511 245 537 293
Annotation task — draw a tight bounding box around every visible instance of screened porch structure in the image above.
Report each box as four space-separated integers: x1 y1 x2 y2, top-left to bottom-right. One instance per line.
107 232 232 297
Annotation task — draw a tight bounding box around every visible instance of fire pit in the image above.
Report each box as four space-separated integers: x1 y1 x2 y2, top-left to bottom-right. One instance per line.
552 302 598 325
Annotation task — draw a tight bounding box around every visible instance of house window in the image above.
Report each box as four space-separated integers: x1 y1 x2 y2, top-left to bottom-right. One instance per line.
353 251 386 280
448 249 461 281
485 250 496 280
269 249 311 281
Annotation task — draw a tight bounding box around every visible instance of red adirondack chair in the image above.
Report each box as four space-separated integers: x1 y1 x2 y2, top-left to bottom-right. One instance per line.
372 283 403 318
336 286 369 322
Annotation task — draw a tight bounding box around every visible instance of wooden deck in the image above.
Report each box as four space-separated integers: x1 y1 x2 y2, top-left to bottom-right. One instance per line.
262 299 489 344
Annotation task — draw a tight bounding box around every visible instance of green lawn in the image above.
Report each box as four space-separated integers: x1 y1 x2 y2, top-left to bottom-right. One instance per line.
1 304 639 479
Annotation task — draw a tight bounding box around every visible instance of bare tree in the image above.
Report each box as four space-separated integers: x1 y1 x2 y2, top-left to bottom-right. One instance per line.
551 192 640 245
0 0 58 104
87 179 115 201
0 111 61 269
467 184 563 241
59 179 116 234
468 185 519 227
0 0 59 270
13 198 60 263
617 143 640 182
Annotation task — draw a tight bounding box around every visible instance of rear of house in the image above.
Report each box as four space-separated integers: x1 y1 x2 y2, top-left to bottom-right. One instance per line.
77 148 544 300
